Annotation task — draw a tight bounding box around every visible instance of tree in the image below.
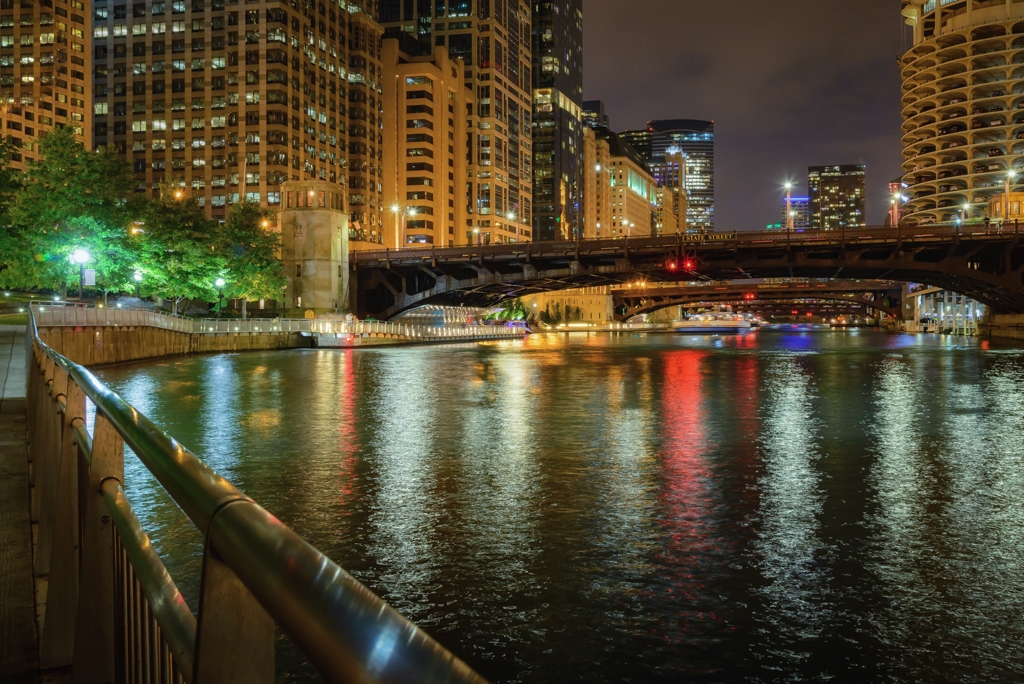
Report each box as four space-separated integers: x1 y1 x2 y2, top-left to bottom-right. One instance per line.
7 128 140 295
139 187 223 315
217 200 286 318
0 136 25 289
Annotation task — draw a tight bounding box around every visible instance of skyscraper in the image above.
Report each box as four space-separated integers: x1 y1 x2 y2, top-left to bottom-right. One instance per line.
581 99 608 130
90 0 385 248
380 0 533 245
808 164 865 230
531 0 583 241
621 119 714 231
0 0 91 169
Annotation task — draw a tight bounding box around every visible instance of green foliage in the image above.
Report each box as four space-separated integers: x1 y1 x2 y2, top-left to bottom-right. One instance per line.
138 187 223 311
5 128 139 292
486 298 527 321
0 131 288 311
218 201 286 304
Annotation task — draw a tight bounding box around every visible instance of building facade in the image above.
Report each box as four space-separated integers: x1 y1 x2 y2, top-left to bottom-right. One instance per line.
379 0 533 245
782 195 811 229
90 0 385 249
0 0 91 168
581 98 607 130
621 119 714 231
583 127 655 238
900 0 1024 224
381 38 467 247
807 164 865 229
531 0 582 241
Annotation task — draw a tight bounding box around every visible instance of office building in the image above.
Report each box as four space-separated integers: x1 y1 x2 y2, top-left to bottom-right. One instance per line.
90 0 385 249
0 0 91 168
900 0 1024 225
379 0 533 245
582 126 655 238
581 99 608 130
807 164 865 229
381 38 468 247
621 119 714 231
782 195 810 230
532 0 583 241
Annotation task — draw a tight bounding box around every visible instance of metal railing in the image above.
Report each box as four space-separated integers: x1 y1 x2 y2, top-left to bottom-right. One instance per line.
29 302 526 342
25 309 487 684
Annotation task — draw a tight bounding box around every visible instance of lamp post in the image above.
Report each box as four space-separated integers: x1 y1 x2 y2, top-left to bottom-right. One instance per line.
70 249 90 300
215 277 226 319
403 207 418 247
961 202 970 226
785 183 794 231
390 204 401 247
134 271 142 298
507 211 517 242
473 228 480 246
1005 170 1016 223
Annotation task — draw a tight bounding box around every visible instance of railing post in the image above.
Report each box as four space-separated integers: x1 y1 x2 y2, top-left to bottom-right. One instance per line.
31 355 57 523
35 362 69 577
193 507 275 684
39 380 87 669
72 413 124 684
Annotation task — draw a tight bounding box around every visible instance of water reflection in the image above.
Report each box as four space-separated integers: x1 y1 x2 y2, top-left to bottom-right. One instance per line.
93 333 1024 684
754 355 830 671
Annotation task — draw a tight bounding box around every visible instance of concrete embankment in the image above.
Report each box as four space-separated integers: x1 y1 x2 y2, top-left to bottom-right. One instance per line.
980 313 1024 341
36 326 309 366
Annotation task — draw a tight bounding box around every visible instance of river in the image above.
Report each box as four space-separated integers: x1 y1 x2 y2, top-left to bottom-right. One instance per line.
95 330 1024 683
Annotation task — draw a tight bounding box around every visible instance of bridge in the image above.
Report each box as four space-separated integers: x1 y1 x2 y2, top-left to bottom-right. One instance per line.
350 222 1024 319
611 281 904 320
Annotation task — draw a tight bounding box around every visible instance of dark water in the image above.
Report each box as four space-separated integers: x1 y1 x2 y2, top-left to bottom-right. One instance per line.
96 331 1024 683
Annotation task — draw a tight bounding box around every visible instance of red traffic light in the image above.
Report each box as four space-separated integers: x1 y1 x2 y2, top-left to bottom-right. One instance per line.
667 259 677 271
684 259 695 270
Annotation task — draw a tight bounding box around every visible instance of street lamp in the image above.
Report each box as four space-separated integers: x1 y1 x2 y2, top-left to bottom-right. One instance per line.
403 207 418 246
473 228 481 246
961 202 970 226
134 271 143 298
215 277 226 318
784 182 794 231
70 249 90 300
507 211 518 242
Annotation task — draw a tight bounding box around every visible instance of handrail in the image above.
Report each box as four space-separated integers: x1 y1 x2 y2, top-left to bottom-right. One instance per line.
29 313 488 683
102 480 197 680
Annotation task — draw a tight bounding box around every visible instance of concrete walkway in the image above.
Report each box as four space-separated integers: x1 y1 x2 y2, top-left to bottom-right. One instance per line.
0 325 36 684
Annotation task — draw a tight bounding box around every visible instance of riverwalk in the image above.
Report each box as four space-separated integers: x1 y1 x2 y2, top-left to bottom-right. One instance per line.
0 325 34 684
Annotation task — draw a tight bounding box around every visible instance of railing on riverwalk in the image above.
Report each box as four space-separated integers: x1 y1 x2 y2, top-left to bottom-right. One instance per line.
30 301 525 341
24 308 487 684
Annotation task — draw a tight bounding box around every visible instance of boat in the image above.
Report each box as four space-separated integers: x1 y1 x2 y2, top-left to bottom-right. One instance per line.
671 305 753 334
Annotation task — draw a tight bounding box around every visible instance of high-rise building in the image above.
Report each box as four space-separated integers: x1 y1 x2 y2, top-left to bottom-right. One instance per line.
621 119 714 231
531 0 583 241
90 0 384 249
781 195 810 230
581 126 655 238
899 1 1024 225
380 0 533 245
581 99 608 130
381 38 468 247
807 164 865 230
0 0 91 169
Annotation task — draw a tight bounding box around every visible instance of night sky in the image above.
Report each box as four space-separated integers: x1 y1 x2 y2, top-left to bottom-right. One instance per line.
583 0 909 230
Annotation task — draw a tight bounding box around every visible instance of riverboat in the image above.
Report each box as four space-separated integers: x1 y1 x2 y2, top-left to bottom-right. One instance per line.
671 306 753 334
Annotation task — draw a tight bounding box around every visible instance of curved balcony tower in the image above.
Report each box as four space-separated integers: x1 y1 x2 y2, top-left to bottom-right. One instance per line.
900 0 1024 224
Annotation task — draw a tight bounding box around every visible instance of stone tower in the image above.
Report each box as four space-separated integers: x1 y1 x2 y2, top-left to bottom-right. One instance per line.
279 180 349 317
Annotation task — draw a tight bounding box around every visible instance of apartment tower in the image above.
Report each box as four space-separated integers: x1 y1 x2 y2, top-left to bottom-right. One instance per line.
379 0 533 245
0 0 91 167
531 0 582 241
381 36 468 247
90 0 386 249
807 164 865 230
